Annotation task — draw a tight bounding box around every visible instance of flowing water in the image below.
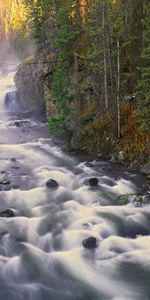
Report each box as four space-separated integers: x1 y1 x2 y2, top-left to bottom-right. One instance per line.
0 68 150 300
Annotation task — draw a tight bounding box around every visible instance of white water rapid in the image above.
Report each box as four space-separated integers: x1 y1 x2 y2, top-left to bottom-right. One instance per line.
0 68 149 300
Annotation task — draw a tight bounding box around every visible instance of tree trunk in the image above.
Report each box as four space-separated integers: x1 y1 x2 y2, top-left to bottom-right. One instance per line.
102 3 108 112
117 38 121 139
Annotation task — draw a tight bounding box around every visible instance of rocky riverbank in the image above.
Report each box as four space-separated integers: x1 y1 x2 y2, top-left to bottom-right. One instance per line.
14 55 150 175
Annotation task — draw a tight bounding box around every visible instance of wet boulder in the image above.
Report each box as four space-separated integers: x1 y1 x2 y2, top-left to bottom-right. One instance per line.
0 179 11 191
46 179 59 189
10 157 16 162
141 162 150 175
82 236 97 249
89 177 99 187
118 151 126 163
0 209 15 218
84 162 94 168
14 121 21 127
0 179 11 185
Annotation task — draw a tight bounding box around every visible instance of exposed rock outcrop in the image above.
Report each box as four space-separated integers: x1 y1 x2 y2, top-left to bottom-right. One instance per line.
14 55 57 118
141 162 150 175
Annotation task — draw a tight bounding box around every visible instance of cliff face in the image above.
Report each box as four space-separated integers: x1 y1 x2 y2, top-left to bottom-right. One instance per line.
14 56 57 118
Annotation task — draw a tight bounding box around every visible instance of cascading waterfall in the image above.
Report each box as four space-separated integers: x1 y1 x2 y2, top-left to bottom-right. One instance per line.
0 70 16 111
0 68 149 300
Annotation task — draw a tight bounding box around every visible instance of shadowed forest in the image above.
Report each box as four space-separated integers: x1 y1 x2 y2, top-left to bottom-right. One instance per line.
0 0 150 166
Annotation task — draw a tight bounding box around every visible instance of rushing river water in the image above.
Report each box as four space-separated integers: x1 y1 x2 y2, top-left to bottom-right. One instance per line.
0 69 150 300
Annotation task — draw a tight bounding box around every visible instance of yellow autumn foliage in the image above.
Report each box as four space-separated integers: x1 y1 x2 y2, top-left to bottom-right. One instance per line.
0 0 29 39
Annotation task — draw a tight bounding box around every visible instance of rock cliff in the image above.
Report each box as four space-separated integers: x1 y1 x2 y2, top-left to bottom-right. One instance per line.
14 56 57 118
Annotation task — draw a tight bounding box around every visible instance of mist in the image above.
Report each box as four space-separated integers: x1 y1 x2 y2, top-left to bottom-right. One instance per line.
0 38 37 72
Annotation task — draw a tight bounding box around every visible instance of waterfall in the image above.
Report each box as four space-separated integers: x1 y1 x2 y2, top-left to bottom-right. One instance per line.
4 90 20 110
0 69 18 113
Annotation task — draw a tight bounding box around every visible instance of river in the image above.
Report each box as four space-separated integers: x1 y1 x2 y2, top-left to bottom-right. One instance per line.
0 68 149 300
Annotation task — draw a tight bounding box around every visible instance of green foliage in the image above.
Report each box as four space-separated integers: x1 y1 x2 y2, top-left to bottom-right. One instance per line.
48 0 82 135
81 112 96 124
51 61 72 112
113 195 129 205
23 0 53 44
54 1 80 47
48 115 66 136
113 194 146 207
49 61 72 135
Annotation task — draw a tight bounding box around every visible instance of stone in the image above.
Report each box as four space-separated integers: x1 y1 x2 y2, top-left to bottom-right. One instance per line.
14 56 54 116
46 179 59 189
89 177 99 187
0 179 10 185
14 121 21 127
0 209 15 218
141 162 150 175
118 151 126 162
82 236 97 249
110 153 118 163
10 157 16 162
84 162 94 168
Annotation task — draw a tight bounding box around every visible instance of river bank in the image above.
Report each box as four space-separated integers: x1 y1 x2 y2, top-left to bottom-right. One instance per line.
14 57 150 176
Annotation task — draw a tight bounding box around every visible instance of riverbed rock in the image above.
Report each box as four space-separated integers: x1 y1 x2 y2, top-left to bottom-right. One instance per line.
14 57 46 115
14 121 21 127
10 157 16 162
82 236 97 249
84 162 94 168
46 179 59 189
0 179 11 185
89 177 99 187
118 151 126 163
141 162 150 175
0 209 15 218
14 55 58 118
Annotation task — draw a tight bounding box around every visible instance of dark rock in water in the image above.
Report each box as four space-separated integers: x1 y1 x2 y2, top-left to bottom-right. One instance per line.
85 162 94 168
46 179 58 189
10 157 16 162
89 177 99 187
82 236 97 249
0 179 11 185
14 121 21 127
11 185 19 190
0 209 15 218
11 166 19 170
